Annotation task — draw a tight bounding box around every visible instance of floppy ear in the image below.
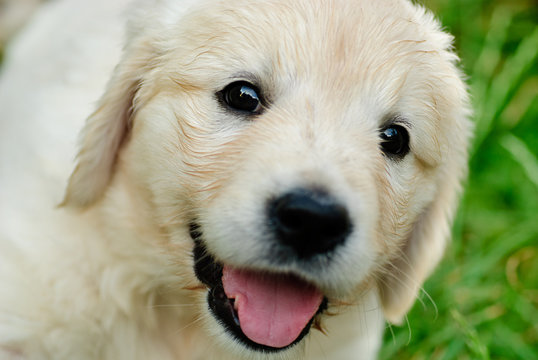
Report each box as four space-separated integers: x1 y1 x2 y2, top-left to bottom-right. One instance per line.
61 38 154 208
378 168 465 324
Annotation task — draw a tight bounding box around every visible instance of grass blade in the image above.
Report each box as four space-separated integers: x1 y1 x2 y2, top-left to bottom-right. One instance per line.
501 133 538 189
472 25 538 155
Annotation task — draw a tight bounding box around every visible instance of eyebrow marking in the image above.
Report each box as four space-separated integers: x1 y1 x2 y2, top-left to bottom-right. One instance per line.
381 114 412 130
228 71 260 85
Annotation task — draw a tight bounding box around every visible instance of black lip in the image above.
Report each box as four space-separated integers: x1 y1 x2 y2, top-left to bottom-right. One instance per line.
189 222 328 352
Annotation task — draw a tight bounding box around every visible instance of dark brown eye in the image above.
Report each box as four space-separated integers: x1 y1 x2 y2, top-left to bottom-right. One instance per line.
380 125 410 156
221 81 262 114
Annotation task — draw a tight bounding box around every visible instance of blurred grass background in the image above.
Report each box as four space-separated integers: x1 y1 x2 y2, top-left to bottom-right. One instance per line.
381 0 538 359
0 0 536 358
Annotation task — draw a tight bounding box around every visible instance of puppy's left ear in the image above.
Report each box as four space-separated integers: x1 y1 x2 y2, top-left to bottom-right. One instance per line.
377 161 467 324
61 36 155 208
376 6 473 323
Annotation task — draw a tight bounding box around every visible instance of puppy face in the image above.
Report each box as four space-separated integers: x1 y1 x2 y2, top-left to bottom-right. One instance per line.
65 0 471 356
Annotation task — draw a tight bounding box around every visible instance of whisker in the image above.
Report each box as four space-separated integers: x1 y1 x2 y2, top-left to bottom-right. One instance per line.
404 314 412 345
386 321 397 344
173 313 206 335
149 303 197 309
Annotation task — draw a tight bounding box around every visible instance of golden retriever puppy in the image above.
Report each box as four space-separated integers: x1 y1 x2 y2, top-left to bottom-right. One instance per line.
0 0 471 358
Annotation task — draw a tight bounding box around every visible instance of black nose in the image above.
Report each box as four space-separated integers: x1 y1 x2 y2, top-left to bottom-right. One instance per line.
268 189 352 258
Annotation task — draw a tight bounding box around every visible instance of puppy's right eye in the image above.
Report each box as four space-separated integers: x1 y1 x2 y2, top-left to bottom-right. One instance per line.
220 81 262 114
380 124 410 157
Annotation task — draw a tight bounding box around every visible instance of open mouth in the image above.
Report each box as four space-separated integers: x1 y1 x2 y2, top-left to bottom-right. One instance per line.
190 223 328 352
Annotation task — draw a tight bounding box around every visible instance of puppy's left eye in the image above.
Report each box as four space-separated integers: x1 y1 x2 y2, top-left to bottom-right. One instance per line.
220 81 262 114
380 125 410 157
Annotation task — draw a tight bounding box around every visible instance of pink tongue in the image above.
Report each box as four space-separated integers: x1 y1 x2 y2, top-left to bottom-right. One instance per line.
222 266 323 348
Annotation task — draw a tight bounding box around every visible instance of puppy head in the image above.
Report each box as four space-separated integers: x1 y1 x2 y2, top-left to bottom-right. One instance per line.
64 0 471 354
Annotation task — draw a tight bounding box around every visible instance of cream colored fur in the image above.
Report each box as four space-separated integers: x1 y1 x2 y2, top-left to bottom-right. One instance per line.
0 0 471 359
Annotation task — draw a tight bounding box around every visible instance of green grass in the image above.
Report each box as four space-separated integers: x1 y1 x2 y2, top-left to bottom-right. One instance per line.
380 0 538 358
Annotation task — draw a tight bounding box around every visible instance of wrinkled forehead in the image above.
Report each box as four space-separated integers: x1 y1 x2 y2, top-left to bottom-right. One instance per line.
166 0 438 83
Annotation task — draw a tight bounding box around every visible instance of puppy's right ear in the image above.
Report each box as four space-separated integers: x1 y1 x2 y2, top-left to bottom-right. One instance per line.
61 38 154 208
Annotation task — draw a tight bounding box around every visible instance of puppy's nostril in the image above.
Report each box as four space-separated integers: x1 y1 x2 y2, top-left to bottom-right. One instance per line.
270 190 352 258
277 202 347 238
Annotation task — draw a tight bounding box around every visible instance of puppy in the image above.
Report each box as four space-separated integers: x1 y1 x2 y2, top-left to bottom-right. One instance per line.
0 0 471 358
